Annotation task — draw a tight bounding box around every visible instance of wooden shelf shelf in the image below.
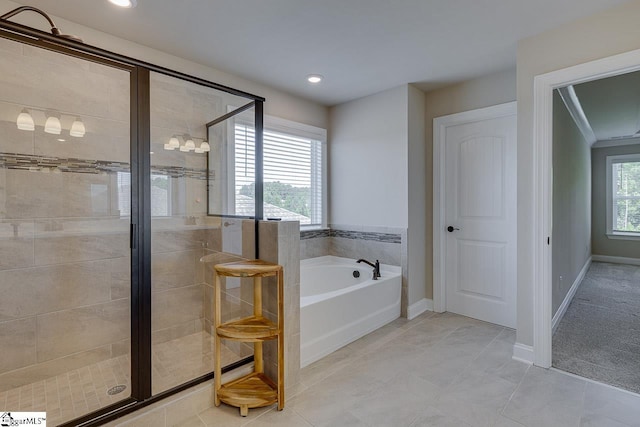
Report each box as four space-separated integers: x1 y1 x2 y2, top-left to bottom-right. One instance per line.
214 260 282 278
217 316 279 341
218 373 278 416
213 259 284 416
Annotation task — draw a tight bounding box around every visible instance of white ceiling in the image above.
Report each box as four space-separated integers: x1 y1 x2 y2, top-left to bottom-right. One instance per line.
6 0 630 106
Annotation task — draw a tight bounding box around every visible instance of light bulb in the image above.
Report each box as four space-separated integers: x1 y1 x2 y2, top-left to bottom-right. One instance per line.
168 136 180 148
108 0 137 7
185 139 195 151
70 117 85 137
16 109 35 131
44 116 62 135
200 141 210 152
164 143 175 150
307 74 323 84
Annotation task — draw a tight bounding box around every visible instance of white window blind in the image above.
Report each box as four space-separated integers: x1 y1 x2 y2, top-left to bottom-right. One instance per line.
234 120 325 227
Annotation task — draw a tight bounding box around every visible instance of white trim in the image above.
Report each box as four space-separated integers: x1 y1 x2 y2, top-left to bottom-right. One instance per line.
557 86 597 146
512 343 534 364
226 107 328 228
432 101 517 314
606 153 640 237
551 257 591 335
592 137 640 149
592 254 640 266
606 232 640 241
407 298 433 320
532 47 640 369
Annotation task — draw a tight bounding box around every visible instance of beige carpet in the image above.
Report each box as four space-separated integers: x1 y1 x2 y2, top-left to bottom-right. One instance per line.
553 262 640 394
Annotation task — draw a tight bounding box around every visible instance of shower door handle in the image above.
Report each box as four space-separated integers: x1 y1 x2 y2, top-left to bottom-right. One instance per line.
130 223 137 249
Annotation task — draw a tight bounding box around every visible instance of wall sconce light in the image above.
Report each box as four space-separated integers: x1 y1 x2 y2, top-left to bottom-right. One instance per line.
69 117 86 137
44 115 62 135
16 108 87 138
196 141 210 153
184 138 196 151
164 135 208 154
16 109 35 131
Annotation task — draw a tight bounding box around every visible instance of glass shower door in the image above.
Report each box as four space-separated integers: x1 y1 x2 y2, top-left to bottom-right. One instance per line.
148 71 254 395
0 37 132 425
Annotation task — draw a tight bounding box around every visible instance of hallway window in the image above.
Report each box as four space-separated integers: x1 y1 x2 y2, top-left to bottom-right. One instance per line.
606 154 640 237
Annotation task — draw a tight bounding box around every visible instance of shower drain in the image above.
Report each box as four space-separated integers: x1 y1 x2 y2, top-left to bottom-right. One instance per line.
107 385 127 396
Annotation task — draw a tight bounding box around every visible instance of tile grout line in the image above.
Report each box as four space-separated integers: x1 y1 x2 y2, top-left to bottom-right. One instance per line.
499 363 532 421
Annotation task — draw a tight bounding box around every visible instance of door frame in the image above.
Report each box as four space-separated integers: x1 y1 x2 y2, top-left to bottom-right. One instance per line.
433 101 517 313
532 48 640 368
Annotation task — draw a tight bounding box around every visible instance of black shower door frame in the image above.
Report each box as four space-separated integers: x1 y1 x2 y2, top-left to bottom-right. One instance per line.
0 19 264 427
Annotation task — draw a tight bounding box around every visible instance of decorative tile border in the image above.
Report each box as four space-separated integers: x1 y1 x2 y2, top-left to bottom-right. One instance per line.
0 152 207 180
301 228 401 243
153 165 207 180
300 229 330 240
331 229 401 243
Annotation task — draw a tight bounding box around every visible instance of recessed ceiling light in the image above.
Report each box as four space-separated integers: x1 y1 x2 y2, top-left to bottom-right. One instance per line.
307 74 323 84
108 0 137 8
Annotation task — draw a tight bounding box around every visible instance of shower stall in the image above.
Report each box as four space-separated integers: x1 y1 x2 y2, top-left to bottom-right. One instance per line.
0 15 264 427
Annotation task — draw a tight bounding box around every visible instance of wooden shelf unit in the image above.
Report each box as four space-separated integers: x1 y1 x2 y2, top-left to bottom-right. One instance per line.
213 260 284 417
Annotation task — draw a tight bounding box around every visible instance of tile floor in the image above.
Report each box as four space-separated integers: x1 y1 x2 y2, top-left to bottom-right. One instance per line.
0 331 241 426
143 311 640 427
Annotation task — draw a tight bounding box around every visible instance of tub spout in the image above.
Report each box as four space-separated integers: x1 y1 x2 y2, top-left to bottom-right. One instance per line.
357 258 381 280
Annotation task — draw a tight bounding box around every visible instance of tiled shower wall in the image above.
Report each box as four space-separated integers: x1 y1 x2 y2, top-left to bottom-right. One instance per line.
0 38 134 392
0 37 238 393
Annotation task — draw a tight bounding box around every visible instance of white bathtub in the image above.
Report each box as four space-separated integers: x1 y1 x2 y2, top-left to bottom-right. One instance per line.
300 255 402 367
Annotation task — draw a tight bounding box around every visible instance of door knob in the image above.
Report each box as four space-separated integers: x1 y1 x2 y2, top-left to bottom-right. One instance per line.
447 226 460 232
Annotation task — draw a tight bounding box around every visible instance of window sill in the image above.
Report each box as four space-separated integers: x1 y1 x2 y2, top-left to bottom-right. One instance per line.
606 232 640 241
300 225 329 231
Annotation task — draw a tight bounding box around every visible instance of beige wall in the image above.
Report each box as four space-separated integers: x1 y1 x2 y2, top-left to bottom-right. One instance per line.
551 91 591 316
423 68 517 299
516 0 640 347
407 85 428 306
592 142 640 259
328 84 428 311
329 85 409 228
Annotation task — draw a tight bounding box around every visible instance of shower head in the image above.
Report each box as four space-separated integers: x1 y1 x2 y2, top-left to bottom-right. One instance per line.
0 6 84 43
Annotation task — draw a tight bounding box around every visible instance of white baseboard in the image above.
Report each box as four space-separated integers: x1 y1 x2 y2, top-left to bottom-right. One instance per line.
592 255 640 266
552 256 591 334
407 298 433 320
512 342 534 365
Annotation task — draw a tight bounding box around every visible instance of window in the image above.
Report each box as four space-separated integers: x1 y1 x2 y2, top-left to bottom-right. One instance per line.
606 154 640 239
233 116 326 228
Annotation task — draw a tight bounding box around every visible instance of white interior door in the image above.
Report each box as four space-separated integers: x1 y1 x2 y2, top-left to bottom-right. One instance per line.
443 111 517 328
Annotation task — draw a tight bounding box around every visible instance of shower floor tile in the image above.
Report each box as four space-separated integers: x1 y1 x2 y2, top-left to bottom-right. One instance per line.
0 331 242 427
